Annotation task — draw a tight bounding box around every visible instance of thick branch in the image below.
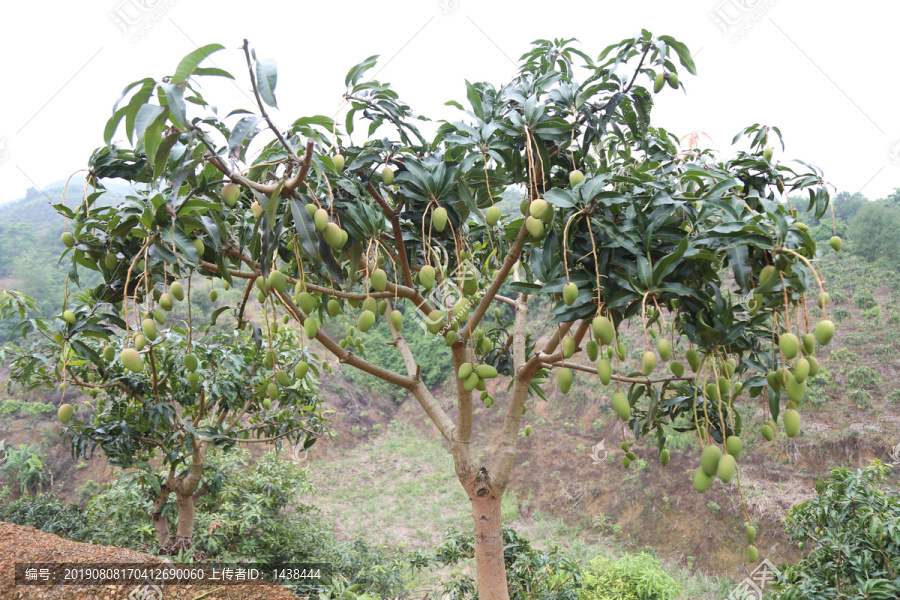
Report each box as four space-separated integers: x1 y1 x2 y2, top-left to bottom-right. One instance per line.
274 288 417 389
459 222 531 344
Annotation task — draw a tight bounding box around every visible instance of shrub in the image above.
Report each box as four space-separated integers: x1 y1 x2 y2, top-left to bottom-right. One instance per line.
846 366 882 389
888 390 900 404
581 552 682 600
853 292 876 310
847 389 872 410
433 526 582 599
831 307 852 321
0 399 56 417
769 462 900 600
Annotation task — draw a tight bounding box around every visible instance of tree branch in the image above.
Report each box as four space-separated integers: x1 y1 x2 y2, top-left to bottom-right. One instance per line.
539 359 695 384
459 222 530 344
274 288 417 389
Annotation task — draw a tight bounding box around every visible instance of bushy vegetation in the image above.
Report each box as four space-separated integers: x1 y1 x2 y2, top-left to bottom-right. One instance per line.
768 462 900 600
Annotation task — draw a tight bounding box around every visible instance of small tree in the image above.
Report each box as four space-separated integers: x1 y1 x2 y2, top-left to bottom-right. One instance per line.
7 297 330 554
768 462 900 599
37 33 837 597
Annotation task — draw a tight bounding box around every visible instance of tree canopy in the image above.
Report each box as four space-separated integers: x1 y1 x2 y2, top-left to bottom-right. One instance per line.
7 32 839 598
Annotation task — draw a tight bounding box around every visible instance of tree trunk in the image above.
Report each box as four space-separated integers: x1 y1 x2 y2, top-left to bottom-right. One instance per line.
152 489 171 549
162 491 196 555
465 467 510 600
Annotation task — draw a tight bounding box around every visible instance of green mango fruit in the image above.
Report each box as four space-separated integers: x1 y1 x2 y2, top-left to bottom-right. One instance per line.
760 424 774 441
156 292 173 312
183 353 198 372
142 318 157 342
686 349 701 372
694 468 714 493
763 147 774 162
592 316 614 345
814 320 835 346
747 546 758 563
63 310 76 324
586 340 599 362
293 360 309 379
419 265 436 289
783 408 801 438
276 370 290 386
332 153 345 171
458 363 473 380
432 206 449 232
297 292 316 315
726 436 742 459
323 222 345 249
596 359 612 385
657 339 672 361
61 232 76 248
829 236 842 251
700 445 722 477
268 270 287 293
485 205 501 226
746 525 757 544
134 334 146 352
209 289 218 302
667 72 679 88
382 166 394 185
653 73 665 93
563 282 578 306
558 368 573 394
563 337 575 358
569 170 584 186
314 208 329 233
358 310 376 333
660 449 670 466
475 364 498 379
525 216 544 238
121 348 143 373
426 310 445 334
718 454 737 484
371 268 387 292
170 281 184 302
58 404 74 424
641 351 657 376
611 391 631 421
793 357 810 383
222 182 241 207
780 333 800 359
669 361 685 378
103 345 115 362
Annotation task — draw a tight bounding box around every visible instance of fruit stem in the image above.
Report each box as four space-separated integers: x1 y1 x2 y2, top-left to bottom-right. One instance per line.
641 292 652 350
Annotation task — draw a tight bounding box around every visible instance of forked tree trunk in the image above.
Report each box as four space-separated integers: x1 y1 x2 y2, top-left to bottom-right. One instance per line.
464 467 510 600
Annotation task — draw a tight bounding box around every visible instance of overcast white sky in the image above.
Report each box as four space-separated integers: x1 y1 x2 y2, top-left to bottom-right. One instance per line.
0 0 898 205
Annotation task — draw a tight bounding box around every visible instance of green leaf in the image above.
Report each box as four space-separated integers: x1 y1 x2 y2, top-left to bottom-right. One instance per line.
255 58 278 108
658 35 697 75
171 43 225 84
158 83 188 131
345 55 379 88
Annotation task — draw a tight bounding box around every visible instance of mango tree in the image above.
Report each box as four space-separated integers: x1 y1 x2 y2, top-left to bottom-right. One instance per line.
59 32 835 597
7 297 329 554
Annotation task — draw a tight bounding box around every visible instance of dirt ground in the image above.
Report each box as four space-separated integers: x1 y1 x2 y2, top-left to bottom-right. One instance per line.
0 522 298 600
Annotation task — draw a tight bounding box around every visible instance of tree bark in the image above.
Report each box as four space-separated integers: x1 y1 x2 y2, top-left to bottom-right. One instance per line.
152 488 172 549
463 468 509 600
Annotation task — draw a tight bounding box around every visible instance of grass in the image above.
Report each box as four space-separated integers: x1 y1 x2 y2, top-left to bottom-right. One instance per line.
306 420 730 599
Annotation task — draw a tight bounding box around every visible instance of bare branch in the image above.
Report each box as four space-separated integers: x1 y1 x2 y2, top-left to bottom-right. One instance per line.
459 222 530 344
540 359 695 384
274 288 417 389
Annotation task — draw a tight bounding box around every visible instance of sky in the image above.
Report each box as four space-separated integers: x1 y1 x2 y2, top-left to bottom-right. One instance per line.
0 0 898 205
